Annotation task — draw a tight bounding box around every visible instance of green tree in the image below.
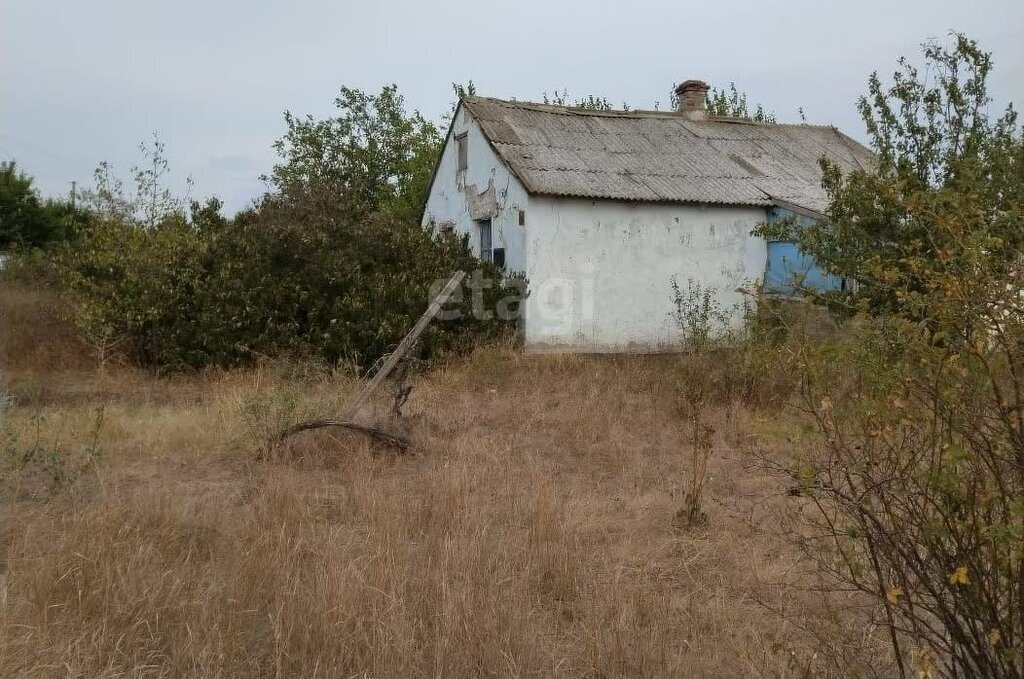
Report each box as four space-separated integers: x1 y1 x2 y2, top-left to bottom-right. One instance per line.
77 133 192 227
757 35 1023 324
760 35 1024 677
0 161 44 248
0 161 84 248
267 85 442 224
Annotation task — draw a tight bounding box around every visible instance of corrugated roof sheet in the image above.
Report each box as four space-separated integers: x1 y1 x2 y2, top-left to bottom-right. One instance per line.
462 97 875 214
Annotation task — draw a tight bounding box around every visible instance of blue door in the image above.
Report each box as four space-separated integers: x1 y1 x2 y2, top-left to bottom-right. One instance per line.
764 241 843 295
763 207 844 296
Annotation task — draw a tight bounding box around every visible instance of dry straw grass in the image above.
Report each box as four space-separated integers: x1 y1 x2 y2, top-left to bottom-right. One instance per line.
0 288 889 677
0 287 91 374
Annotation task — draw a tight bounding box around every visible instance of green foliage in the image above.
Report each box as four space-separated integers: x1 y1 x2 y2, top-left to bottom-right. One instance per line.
705 83 776 123
756 34 1023 325
77 134 193 227
661 82 776 121
0 161 87 249
56 214 211 367
58 203 519 370
574 94 615 111
446 80 479 126
189 188 519 369
542 89 621 111
783 312 1024 677
56 133 520 371
267 85 442 224
759 35 1024 677
670 277 744 352
51 82 526 373
451 80 477 101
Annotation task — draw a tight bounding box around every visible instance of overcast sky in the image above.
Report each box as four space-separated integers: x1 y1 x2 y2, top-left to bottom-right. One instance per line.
2 0 1021 215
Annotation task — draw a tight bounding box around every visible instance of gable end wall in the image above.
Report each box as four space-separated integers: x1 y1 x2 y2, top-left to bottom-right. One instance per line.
421 107 529 274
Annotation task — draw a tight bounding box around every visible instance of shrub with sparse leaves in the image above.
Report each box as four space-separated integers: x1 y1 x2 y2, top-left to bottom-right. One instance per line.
762 35 1024 678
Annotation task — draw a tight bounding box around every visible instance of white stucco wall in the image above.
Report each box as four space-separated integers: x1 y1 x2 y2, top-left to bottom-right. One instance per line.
524 197 768 352
422 107 770 352
421 106 529 274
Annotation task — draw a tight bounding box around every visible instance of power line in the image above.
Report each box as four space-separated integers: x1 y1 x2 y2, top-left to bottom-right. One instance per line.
0 132 89 167
0 147 87 195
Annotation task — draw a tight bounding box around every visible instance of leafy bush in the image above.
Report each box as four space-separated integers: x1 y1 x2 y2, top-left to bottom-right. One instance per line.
207 192 521 368
56 215 210 367
760 36 1024 677
57 198 520 370
52 87 523 371
781 313 1024 677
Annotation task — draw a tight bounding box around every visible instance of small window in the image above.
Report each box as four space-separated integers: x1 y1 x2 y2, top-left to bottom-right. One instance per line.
518 209 526 226
455 132 468 171
479 219 492 262
492 247 506 269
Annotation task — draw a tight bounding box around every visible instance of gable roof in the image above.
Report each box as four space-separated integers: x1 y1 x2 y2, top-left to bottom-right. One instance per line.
461 96 875 216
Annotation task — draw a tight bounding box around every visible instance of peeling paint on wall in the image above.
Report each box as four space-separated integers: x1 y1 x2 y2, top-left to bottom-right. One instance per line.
422 109 529 274
464 179 498 221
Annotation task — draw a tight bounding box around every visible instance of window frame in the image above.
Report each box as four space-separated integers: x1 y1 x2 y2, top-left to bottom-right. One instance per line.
455 132 468 172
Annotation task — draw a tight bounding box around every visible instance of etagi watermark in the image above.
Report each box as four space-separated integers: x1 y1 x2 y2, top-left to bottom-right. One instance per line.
428 267 596 325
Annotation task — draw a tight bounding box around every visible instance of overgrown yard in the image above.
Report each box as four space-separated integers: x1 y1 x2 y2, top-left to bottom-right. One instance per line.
0 290 888 677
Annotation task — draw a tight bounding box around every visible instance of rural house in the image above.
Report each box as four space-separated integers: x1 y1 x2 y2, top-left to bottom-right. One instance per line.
421 80 875 351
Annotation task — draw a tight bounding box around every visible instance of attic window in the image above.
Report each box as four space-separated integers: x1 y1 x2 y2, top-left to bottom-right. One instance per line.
455 132 468 171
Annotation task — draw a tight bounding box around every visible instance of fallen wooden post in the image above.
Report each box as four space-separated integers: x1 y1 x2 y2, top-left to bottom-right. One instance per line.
275 271 466 452
344 270 465 420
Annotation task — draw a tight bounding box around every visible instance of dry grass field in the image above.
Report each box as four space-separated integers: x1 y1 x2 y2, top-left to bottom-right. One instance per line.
0 288 891 677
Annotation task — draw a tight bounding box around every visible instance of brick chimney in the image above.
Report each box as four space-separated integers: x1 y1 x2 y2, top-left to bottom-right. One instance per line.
675 79 710 119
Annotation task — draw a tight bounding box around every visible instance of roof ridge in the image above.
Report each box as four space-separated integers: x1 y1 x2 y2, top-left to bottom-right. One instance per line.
462 95 839 130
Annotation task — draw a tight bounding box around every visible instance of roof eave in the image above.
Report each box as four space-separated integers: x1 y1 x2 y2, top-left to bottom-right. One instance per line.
419 100 464 226
530 190 830 219
528 190 772 210
767 198 828 221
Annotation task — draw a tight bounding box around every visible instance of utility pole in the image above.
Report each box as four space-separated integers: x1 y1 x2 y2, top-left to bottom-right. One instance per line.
70 181 76 209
